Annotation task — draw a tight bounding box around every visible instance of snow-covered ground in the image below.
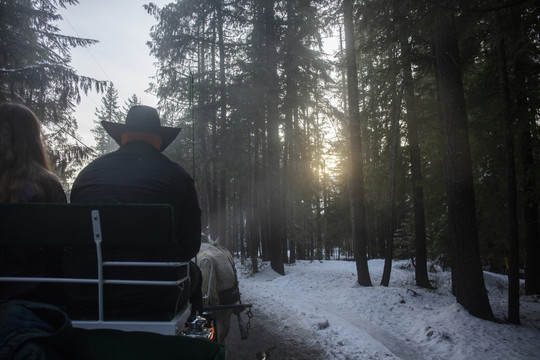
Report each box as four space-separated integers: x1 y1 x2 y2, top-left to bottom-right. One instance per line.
235 259 540 359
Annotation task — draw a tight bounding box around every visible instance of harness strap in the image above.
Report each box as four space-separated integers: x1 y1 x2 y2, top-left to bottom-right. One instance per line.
218 280 240 305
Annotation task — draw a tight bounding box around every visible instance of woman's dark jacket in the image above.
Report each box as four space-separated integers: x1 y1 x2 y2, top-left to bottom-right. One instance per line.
0 171 67 304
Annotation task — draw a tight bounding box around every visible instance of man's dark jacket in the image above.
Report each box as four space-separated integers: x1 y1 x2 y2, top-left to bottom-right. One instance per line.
69 141 201 318
71 141 201 259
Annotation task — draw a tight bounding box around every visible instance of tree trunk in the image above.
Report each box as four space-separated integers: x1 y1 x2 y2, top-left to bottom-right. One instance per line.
395 0 431 288
509 6 540 296
282 0 298 264
432 2 493 321
344 0 372 286
315 103 323 261
381 72 401 287
260 112 270 261
196 10 216 238
495 10 520 324
264 0 284 275
216 0 228 247
247 0 266 273
248 137 259 273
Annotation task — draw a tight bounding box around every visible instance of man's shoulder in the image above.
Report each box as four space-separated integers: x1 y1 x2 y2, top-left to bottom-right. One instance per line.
73 146 191 181
163 156 188 172
78 151 119 169
158 158 193 184
72 150 122 183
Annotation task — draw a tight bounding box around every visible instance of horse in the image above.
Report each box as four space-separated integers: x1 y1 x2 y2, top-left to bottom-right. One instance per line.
196 241 247 344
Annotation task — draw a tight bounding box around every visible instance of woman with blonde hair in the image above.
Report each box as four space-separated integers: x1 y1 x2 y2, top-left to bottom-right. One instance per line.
0 102 66 203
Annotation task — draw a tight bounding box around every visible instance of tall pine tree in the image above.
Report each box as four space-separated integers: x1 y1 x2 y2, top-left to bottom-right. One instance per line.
92 84 121 155
432 0 494 321
0 0 106 181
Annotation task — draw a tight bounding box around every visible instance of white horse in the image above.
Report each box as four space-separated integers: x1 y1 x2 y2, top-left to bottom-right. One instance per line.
196 242 247 344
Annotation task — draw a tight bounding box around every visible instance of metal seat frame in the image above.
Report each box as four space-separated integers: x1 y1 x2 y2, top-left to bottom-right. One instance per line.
0 204 192 335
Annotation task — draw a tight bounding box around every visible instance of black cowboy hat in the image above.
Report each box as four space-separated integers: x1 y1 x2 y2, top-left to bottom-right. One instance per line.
101 105 181 152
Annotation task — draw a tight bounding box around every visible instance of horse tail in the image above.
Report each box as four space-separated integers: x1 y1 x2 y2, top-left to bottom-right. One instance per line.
199 256 220 306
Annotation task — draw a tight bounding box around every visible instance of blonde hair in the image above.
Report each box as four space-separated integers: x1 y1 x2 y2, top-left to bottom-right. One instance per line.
0 102 55 202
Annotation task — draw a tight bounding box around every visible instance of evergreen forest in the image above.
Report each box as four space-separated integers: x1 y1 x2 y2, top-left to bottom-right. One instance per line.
1 0 538 322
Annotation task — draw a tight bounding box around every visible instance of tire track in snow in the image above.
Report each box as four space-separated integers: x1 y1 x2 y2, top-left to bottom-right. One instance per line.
322 306 420 360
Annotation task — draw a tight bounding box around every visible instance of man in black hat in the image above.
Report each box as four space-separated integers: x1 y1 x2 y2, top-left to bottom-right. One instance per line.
70 105 202 319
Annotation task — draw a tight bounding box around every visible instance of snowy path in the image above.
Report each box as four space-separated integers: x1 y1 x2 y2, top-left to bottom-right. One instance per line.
234 259 540 360
238 262 423 359
226 306 326 360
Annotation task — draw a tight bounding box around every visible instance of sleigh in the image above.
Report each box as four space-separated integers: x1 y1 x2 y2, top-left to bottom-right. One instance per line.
0 203 226 359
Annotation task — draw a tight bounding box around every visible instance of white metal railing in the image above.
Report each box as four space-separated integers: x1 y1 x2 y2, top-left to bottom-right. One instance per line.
0 208 191 335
